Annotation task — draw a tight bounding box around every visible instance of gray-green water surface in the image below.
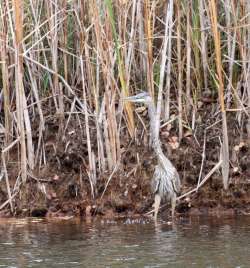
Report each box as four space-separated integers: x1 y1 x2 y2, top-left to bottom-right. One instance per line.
0 216 250 268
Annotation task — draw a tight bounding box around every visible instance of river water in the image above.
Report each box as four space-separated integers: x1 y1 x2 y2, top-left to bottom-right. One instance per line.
0 216 249 268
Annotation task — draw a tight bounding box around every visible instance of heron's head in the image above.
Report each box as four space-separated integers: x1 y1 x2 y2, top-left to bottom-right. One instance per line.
123 91 152 104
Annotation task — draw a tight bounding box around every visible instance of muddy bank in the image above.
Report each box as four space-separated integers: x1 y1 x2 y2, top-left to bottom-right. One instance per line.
1 112 250 219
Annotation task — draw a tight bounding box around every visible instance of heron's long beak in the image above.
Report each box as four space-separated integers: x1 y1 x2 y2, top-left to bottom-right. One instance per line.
124 92 148 103
123 95 138 102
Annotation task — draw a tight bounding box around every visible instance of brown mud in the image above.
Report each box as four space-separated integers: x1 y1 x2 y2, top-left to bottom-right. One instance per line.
1 107 250 219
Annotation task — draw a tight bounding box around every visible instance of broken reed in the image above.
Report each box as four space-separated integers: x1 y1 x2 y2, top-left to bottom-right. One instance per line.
0 0 249 200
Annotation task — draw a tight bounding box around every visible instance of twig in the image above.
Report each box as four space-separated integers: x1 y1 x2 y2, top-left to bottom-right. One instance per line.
1 153 13 213
0 191 19 211
2 137 20 154
27 172 51 183
100 164 119 200
197 130 207 187
0 172 4 183
160 115 178 129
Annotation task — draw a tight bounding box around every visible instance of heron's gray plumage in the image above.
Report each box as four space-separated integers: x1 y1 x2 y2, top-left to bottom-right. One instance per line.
152 163 180 199
125 91 181 220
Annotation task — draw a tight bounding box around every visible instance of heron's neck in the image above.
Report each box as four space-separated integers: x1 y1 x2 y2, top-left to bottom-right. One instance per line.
147 101 161 152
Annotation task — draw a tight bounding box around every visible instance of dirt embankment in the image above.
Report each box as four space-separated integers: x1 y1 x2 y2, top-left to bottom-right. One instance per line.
1 111 250 219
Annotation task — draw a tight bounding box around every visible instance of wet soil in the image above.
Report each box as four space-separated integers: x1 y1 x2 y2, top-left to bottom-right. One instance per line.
1 106 250 219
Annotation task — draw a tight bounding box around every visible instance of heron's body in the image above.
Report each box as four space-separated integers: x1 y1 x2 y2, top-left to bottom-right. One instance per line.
152 159 181 220
125 92 181 220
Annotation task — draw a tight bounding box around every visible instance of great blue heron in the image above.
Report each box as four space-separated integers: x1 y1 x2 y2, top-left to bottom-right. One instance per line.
125 91 181 220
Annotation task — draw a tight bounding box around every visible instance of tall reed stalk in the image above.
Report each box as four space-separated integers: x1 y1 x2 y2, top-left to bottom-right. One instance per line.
13 0 27 183
209 0 229 190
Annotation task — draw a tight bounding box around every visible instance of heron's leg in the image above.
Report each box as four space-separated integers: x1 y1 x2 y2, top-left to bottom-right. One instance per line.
154 193 161 221
171 194 176 218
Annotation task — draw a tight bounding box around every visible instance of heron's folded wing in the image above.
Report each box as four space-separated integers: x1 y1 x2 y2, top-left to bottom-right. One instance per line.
151 166 161 194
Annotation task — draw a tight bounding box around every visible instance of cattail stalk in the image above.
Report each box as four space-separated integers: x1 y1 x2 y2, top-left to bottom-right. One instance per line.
209 0 229 190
